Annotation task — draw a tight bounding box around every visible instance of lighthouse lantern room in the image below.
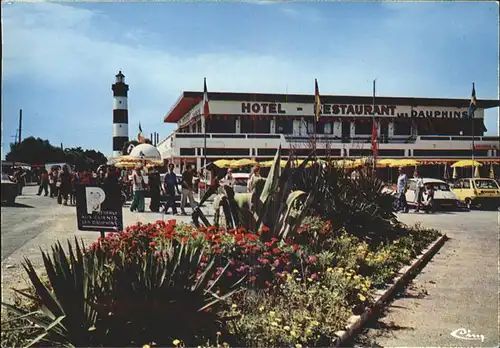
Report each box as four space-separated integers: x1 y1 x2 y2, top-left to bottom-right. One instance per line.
112 70 129 157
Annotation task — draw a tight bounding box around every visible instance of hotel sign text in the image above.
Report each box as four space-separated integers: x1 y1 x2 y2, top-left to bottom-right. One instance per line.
240 102 470 119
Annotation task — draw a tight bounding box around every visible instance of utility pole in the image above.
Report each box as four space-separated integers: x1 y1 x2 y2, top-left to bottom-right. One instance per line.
18 109 23 145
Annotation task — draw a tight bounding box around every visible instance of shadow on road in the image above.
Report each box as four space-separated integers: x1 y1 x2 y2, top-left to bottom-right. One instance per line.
1 202 35 208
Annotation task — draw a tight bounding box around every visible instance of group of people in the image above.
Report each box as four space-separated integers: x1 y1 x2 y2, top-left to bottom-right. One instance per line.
395 167 435 213
128 163 200 215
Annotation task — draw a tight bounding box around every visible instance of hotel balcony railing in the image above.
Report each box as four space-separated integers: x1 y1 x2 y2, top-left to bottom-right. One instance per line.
172 132 499 143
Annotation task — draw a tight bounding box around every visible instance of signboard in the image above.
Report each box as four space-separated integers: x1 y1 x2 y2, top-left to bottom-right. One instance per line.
75 184 123 232
191 100 482 119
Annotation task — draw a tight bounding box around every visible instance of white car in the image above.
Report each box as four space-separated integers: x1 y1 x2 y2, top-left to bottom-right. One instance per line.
220 173 250 194
405 178 462 210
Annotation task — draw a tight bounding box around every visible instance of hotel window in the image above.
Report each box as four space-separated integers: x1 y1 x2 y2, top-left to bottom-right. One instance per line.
322 122 333 134
276 117 293 134
355 120 373 135
240 117 271 133
207 118 236 133
394 122 411 135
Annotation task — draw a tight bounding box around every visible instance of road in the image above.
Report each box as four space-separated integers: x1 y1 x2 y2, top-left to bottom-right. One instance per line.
354 210 499 347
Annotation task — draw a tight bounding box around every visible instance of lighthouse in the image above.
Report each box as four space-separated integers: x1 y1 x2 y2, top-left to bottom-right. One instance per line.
112 71 129 157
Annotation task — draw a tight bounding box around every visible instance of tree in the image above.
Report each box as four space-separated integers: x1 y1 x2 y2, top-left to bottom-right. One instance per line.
6 137 107 171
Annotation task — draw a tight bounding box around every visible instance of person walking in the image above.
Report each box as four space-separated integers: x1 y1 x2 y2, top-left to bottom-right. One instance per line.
49 170 56 197
58 165 72 205
180 164 196 215
36 169 49 196
247 166 261 193
130 165 146 212
396 167 409 213
163 163 180 215
225 168 235 189
148 167 161 212
414 171 424 212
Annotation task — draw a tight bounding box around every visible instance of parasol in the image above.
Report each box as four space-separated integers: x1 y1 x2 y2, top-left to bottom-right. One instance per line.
259 160 288 168
213 159 235 168
450 160 483 168
231 159 258 168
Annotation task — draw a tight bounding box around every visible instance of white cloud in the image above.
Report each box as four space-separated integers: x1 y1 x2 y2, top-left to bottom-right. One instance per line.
2 1 498 155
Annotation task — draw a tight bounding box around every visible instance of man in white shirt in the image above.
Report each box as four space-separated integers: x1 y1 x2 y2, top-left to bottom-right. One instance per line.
396 167 409 213
414 171 424 212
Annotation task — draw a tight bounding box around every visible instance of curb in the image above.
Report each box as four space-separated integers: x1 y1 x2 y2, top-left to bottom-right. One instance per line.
332 233 448 347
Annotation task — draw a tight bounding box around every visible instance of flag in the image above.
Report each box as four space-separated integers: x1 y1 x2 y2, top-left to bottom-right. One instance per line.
314 79 321 122
468 83 477 119
138 122 146 143
371 119 378 157
203 77 210 120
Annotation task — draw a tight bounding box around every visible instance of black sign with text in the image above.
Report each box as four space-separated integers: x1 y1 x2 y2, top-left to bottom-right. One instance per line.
75 184 123 232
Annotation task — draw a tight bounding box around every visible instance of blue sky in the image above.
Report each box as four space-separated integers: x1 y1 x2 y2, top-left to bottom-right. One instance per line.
2 1 499 158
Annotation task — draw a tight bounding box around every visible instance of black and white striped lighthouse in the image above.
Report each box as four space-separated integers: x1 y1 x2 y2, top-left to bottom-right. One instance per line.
112 71 129 157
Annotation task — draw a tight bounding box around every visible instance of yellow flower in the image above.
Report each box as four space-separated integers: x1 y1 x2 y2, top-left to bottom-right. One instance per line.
307 278 313 282
311 320 319 326
296 278 302 281
259 306 265 312
275 318 282 323
271 321 279 327
295 344 303 348
327 267 333 272
231 304 237 309
293 269 299 273
353 275 360 281
287 274 292 280
306 328 312 334
337 267 344 273
283 325 291 331
172 339 180 346
358 293 366 301
269 311 276 317
290 330 298 337
143 345 150 348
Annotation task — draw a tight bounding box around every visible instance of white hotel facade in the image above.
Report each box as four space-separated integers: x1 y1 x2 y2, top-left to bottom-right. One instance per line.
157 91 500 170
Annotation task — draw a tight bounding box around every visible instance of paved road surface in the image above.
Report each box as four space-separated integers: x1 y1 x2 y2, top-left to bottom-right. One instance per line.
354 210 499 347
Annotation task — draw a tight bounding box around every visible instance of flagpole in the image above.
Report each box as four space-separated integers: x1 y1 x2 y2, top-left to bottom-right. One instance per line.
470 82 476 177
372 79 377 177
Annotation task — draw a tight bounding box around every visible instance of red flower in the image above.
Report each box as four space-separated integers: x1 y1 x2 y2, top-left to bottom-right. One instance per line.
308 255 317 264
292 244 300 251
272 247 281 255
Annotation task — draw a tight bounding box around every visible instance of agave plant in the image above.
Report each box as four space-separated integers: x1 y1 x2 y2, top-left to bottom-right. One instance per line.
1 238 99 347
2 237 242 347
193 147 318 239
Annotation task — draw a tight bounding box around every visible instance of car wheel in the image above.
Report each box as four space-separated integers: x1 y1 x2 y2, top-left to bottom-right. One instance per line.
464 198 472 210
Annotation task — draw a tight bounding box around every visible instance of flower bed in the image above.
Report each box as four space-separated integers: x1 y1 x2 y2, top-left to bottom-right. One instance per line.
2 217 440 348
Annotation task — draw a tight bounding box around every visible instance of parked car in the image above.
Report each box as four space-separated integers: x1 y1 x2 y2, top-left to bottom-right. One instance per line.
1 173 19 205
405 178 462 210
451 178 500 210
220 173 250 194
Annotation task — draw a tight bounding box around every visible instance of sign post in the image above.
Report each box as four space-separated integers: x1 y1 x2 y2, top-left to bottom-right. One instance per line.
75 184 124 236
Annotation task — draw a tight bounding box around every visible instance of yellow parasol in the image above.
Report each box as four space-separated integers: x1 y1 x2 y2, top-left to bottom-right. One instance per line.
391 159 420 167
377 159 397 167
490 164 495 179
259 160 288 168
231 159 258 168
352 158 368 167
213 159 235 168
115 162 137 168
450 160 483 168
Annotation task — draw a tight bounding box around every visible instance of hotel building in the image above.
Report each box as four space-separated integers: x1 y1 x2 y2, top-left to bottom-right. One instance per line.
157 91 500 170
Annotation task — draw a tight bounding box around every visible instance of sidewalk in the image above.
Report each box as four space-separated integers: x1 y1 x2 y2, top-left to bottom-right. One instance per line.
355 211 499 347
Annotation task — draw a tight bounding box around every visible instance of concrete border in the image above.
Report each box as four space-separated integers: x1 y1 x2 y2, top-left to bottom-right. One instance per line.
332 232 448 347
